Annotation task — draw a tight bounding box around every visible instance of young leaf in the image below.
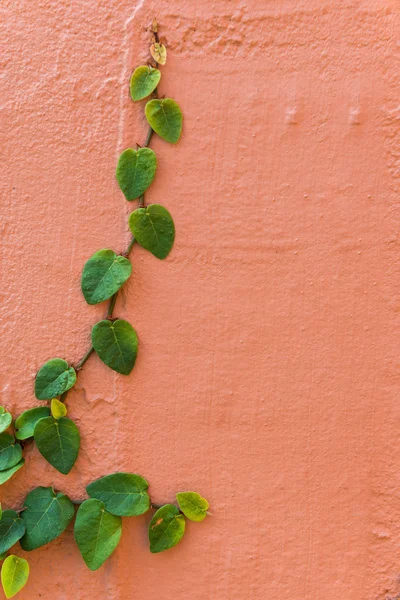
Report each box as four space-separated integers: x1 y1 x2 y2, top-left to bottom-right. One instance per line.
81 249 132 305
50 398 67 420
0 409 12 435
176 492 209 522
34 417 80 475
0 511 26 555
130 65 161 101
129 204 175 260
116 148 157 201
86 473 150 517
74 499 122 571
0 435 22 472
149 504 185 553
20 487 74 551
145 98 183 143
34 358 76 400
1 555 29 598
150 42 167 65
91 319 138 375
15 407 51 440
0 461 24 485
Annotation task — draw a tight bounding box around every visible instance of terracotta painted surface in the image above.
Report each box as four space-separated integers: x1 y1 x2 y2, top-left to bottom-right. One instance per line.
1 0 399 598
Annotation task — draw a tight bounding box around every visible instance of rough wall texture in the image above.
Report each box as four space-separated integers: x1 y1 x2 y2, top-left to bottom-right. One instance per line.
1 0 399 598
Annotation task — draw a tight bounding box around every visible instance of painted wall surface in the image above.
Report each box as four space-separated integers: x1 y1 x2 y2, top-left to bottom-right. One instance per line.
1 0 399 598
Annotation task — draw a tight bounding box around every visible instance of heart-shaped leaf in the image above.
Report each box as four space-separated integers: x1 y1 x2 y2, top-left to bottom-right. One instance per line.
86 473 150 517
34 358 76 401
34 417 80 475
149 504 185 553
145 98 183 143
50 398 67 420
91 319 138 375
0 409 12 435
1 555 29 598
116 148 157 201
0 461 24 485
15 407 51 440
0 435 22 472
74 499 122 571
130 65 161 101
20 487 74 551
176 491 209 522
129 204 175 259
150 43 167 65
81 249 132 305
0 511 26 555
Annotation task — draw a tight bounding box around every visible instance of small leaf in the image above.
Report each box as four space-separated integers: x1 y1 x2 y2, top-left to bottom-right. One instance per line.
81 249 132 305
50 398 67 420
130 66 161 101
176 492 209 522
92 319 138 375
0 511 26 555
0 435 22 472
0 461 24 485
149 504 185 553
34 417 80 475
145 98 182 143
116 148 157 201
20 487 74 551
1 555 29 598
150 43 167 65
34 359 76 401
129 204 175 260
74 499 122 571
15 407 51 440
0 409 12 435
86 473 150 517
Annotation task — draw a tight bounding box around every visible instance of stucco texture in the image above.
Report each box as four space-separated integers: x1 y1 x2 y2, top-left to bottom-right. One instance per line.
1 0 399 598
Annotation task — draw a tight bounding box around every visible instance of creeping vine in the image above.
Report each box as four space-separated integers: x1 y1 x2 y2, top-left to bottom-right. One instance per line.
0 22 209 597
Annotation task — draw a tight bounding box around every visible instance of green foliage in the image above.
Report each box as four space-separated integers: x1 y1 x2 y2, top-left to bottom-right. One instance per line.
92 319 138 375
0 511 26 555
81 249 132 305
1 555 29 598
0 461 24 485
20 487 74 551
176 492 209 522
130 65 161 101
15 407 51 440
145 98 183 143
0 408 12 435
116 148 157 201
74 499 122 571
34 359 76 400
0 435 22 472
149 504 185 553
86 473 150 517
34 417 80 474
129 204 175 259
50 398 67 420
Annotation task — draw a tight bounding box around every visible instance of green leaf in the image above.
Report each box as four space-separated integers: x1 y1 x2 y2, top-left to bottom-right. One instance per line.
0 409 12 435
15 407 51 440
34 417 80 475
116 148 157 201
0 461 24 485
130 65 161 101
34 359 76 401
1 555 29 598
0 435 22 472
176 492 209 522
91 319 138 375
145 98 183 143
74 499 122 571
0 511 26 555
20 487 74 551
0 552 7 561
149 504 185 553
81 249 132 305
129 204 175 260
50 398 67 420
86 473 150 517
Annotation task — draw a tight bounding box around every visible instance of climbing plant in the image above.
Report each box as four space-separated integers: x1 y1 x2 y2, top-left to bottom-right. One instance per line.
0 21 209 597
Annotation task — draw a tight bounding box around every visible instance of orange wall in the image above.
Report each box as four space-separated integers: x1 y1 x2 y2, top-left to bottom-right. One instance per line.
1 1 399 598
